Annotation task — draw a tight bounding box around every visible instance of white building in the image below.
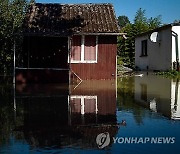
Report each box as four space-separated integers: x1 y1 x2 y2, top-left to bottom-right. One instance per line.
135 23 180 71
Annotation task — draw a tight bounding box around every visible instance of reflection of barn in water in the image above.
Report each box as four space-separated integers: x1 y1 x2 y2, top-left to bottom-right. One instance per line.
69 81 117 125
14 81 118 148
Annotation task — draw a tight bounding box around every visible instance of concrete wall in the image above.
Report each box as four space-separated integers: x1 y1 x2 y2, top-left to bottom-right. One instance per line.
172 26 180 64
135 27 172 71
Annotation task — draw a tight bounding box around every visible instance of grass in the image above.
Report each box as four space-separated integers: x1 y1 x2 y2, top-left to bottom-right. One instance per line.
156 70 180 79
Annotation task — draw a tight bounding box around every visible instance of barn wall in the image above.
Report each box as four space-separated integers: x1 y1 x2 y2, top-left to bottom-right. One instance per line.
16 36 69 84
22 36 68 69
16 69 69 84
71 35 117 80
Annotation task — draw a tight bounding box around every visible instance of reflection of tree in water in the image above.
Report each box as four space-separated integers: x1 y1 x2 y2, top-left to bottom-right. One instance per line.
0 85 25 145
132 107 145 125
0 85 14 144
117 77 135 108
117 77 145 125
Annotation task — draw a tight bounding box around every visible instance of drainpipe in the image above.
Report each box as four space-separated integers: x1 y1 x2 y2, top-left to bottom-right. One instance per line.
174 78 179 111
172 31 179 71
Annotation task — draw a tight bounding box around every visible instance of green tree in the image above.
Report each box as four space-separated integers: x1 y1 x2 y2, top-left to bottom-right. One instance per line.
148 15 162 29
0 0 28 75
118 15 130 28
30 0 36 4
134 8 149 34
118 23 135 67
134 8 147 24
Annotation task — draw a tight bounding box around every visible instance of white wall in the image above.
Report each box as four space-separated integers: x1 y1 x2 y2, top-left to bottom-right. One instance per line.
135 27 172 71
135 36 149 70
172 26 180 64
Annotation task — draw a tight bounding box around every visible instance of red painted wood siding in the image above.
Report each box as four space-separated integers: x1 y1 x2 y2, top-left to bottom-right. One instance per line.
71 35 117 80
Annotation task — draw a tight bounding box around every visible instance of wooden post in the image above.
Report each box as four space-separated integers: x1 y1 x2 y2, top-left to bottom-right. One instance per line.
13 40 16 84
68 36 72 86
13 39 16 121
68 36 72 126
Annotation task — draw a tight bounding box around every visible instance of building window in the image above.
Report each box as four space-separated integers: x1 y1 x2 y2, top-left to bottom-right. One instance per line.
70 35 98 63
84 36 96 61
71 36 81 61
70 95 98 114
141 40 147 56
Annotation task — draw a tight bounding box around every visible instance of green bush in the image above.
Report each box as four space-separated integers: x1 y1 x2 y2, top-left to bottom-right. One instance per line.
156 70 180 79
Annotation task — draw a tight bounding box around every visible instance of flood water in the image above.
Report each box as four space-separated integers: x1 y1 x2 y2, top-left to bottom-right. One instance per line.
0 74 180 153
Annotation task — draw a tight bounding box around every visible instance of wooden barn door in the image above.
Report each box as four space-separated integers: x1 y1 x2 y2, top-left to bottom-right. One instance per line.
25 36 68 69
16 36 69 83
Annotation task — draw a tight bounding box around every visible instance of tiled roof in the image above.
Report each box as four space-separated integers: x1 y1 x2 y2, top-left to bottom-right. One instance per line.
23 3 120 35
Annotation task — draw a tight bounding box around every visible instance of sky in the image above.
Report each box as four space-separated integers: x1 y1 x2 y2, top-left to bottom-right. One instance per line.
36 0 180 24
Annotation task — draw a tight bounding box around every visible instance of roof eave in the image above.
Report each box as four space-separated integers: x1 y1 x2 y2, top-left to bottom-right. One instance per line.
73 32 126 36
22 32 126 36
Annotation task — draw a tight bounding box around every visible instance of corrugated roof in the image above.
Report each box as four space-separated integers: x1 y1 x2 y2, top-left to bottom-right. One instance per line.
23 3 120 36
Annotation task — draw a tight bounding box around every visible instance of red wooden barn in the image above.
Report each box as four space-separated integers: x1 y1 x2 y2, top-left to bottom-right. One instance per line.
16 3 121 83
